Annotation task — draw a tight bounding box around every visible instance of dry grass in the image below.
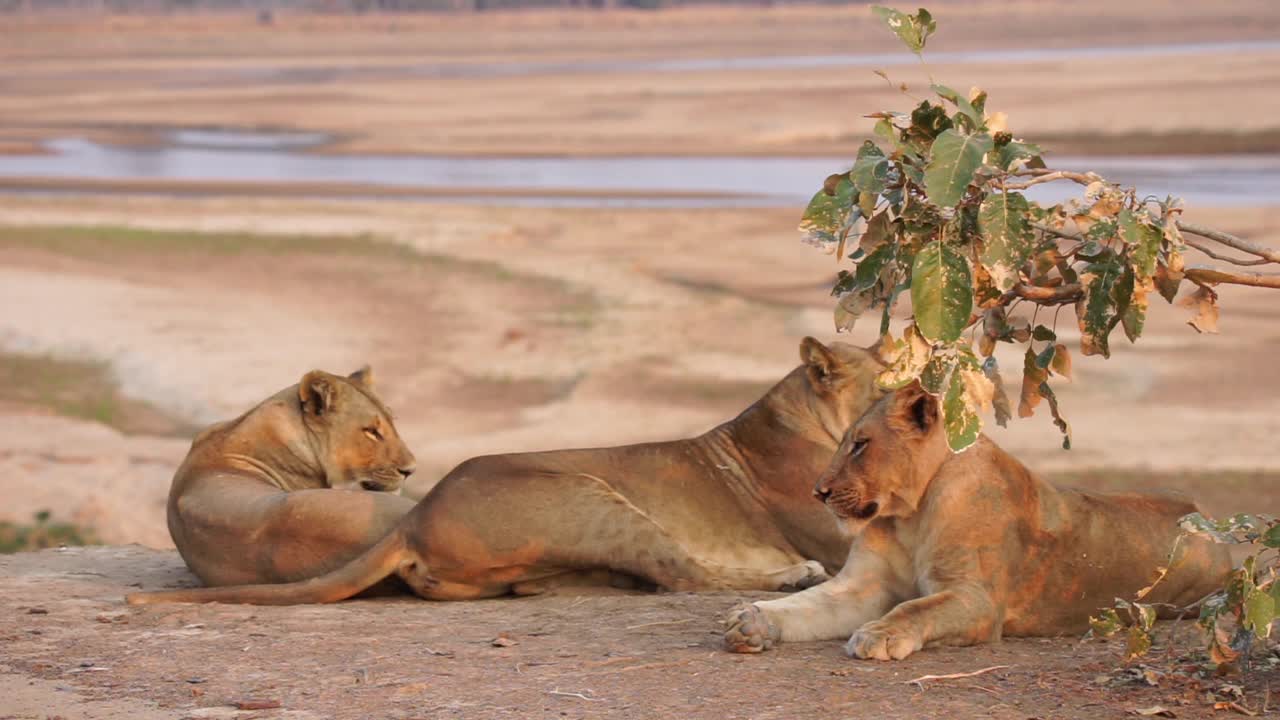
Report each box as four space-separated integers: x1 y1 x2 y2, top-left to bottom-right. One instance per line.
0 351 193 437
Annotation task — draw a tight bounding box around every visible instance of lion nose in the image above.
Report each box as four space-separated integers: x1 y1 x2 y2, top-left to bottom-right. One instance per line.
398 466 416 480
813 484 831 502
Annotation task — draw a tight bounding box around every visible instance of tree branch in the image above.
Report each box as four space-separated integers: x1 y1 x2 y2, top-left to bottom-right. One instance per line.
1184 265 1280 289
1177 221 1280 263
1183 237 1272 266
1007 283 1083 305
1004 169 1101 190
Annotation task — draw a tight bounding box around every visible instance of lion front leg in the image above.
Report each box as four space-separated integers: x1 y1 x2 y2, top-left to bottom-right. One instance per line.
724 551 898 652
847 581 1000 661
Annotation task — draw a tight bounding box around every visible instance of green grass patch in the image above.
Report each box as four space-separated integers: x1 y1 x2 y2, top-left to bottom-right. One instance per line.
0 224 596 303
0 511 99 554
0 224 419 261
0 351 194 437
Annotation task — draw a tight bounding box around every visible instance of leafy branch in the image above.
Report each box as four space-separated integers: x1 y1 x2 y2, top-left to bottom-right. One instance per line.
802 5 1280 671
800 6 1280 453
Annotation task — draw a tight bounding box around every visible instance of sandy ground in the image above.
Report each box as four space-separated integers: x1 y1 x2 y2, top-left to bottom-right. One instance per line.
1 195 1278 549
3 546 1279 720
2 2 1280 156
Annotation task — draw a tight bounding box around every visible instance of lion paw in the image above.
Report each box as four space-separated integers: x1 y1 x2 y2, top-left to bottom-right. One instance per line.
845 620 922 661
776 560 831 592
723 603 780 653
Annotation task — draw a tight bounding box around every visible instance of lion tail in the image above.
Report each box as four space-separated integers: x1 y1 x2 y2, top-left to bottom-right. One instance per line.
125 531 408 606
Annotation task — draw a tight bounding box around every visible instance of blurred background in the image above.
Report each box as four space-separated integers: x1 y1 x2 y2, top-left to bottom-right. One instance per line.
1 0 1278 551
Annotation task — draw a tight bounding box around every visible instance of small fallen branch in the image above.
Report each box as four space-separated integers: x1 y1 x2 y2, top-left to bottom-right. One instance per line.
905 665 1011 689
547 688 602 702
624 618 696 631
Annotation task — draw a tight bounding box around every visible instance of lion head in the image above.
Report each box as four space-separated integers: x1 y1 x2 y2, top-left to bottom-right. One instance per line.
297 367 417 494
813 383 950 530
789 336 890 445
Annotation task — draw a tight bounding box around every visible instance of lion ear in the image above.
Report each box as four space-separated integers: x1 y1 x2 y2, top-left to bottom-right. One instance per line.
890 384 937 437
800 336 842 389
347 365 375 391
299 370 340 417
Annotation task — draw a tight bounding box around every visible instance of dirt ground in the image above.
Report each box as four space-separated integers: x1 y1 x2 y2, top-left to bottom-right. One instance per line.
3 546 1279 720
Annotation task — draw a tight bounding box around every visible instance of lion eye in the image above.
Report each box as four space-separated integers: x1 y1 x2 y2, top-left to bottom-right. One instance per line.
364 427 383 442
851 438 869 457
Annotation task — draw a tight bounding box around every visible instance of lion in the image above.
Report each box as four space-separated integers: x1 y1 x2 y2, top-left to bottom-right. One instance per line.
165 367 419 588
127 337 886 604
723 383 1232 660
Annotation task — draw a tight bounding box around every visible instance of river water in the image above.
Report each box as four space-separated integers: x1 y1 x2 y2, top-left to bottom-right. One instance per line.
0 132 1276 208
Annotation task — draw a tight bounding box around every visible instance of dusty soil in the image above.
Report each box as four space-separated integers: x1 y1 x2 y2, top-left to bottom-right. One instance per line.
2 196 1278 549
3 546 1279 720
2 2 1280 156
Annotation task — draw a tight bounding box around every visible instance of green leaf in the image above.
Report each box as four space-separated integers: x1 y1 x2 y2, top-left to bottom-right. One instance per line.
874 118 900 148
991 140 1042 171
1125 625 1153 661
798 174 856 246
1119 209 1163 279
851 141 889 195
920 353 957 396
876 324 933 390
931 84 983 128
870 6 936 56
911 239 974 343
924 130 992 208
1122 275 1152 343
1244 588 1276 639
1077 253 1124 358
853 242 897 293
1089 608 1123 637
943 365 981 452
1262 524 1280 548
978 191 1034 291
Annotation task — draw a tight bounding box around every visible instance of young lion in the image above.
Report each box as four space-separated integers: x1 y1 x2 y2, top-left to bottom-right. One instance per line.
723 384 1231 660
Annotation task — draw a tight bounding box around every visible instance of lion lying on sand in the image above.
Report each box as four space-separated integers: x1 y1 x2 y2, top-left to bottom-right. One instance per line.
130 338 886 603
723 384 1231 660
164 367 420 588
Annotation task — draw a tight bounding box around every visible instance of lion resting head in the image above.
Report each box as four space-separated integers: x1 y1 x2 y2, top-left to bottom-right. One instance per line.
296 366 417 493
813 383 947 529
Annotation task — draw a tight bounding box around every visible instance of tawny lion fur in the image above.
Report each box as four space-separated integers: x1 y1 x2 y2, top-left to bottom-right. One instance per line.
163 367 419 589
128 338 886 604
723 384 1232 661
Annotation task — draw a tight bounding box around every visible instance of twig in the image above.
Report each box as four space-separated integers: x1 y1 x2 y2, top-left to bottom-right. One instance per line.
1005 169 1100 189
905 665 1011 689
1177 221 1280 263
965 684 1003 698
547 688 602 702
1184 237 1272 266
624 619 696 631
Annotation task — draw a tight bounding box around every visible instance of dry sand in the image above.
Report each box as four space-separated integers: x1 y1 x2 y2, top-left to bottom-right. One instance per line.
2 1 1280 156
1 195 1277 548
